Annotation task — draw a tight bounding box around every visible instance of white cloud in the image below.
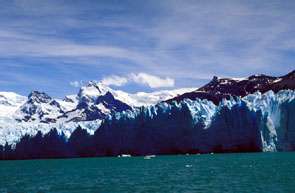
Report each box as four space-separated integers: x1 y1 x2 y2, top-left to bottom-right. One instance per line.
129 73 175 88
70 81 82 88
98 73 175 88
100 75 128 86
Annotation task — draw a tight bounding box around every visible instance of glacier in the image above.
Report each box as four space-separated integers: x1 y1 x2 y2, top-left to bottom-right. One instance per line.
0 117 101 146
0 89 294 157
94 90 295 154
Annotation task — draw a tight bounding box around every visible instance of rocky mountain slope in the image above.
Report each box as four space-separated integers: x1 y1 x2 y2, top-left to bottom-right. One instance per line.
168 70 295 104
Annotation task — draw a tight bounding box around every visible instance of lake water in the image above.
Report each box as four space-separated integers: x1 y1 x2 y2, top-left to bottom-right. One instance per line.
0 152 294 193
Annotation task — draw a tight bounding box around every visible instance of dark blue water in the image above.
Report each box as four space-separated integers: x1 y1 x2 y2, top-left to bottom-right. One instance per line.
0 152 294 193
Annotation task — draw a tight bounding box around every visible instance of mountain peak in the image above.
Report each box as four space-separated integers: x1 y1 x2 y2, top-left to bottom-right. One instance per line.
28 91 52 103
78 81 110 99
87 81 109 90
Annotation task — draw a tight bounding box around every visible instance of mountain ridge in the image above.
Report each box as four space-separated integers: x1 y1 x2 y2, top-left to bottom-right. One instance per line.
167 70 295 104
0 83 197 124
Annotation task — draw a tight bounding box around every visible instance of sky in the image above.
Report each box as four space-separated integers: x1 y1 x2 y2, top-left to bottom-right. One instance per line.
0 0 294 98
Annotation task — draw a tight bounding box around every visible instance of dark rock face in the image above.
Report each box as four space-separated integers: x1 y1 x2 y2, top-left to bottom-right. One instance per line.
69 91 132 122
27 91 52 104
168 70 295 104
96 91 131 113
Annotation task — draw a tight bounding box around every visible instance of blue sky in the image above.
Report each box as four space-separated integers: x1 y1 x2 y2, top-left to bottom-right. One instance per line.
0 0 294 98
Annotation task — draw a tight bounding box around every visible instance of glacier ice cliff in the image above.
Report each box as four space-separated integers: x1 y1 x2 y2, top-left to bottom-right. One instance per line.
93 90 295 154
0 90 294 159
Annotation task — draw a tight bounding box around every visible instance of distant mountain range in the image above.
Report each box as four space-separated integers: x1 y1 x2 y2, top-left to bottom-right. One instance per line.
0 70 294 146
0 82 196 124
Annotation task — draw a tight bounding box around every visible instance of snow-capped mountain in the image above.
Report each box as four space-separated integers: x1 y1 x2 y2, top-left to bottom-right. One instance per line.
0 82 196 145
62 82 132 122
5 82 195 124
15 91 65 123
74 81 196 107
168 70 295 104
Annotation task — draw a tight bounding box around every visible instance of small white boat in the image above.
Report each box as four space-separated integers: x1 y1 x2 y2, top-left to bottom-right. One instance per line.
121 154 131 157
144 155 156 159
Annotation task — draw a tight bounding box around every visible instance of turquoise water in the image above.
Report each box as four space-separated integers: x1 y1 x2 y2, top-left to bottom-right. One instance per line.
0 153 294 193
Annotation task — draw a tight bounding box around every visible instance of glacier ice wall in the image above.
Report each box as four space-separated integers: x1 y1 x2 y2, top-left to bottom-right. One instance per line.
93 90 295 154
1 90 294 155
0 118 101 145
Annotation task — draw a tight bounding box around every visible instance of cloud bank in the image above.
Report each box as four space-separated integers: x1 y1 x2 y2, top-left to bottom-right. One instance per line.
72 73 175 89
129 73 174 88
100 75 128 87
101 73 175 88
